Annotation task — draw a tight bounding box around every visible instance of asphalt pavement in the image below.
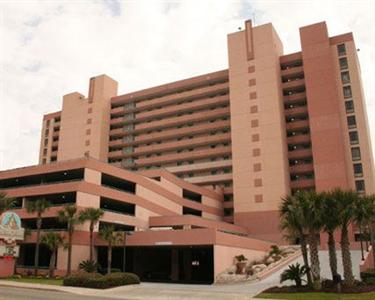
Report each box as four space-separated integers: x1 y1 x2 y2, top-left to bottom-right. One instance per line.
0 286 121 300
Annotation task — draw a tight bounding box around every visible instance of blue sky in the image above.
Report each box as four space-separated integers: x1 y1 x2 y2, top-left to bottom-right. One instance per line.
0 0 374 169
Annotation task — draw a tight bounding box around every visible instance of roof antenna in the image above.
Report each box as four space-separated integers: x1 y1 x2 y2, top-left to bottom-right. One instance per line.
252 12 257 26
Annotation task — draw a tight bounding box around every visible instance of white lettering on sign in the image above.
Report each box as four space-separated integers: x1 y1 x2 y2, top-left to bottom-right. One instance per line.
154 241 173 245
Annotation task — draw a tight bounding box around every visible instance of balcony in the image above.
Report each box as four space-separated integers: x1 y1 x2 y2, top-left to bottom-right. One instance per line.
289 163 314 174
282 78 305 90
290 178 315 190
136 146 232 167
284 91 307 103
286 119 309 131
288 148 313 160
280 65 304 77
109 119 231 143
287 134 311 144
285 106 308 117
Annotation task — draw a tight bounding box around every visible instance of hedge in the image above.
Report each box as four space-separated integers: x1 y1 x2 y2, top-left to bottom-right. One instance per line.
63 272 140 289
360 269 375 285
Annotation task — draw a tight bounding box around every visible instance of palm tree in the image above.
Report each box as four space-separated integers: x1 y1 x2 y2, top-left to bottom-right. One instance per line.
280 263 307 287
58 205 82 276
321 192 341 280
40 232 64 278
333 189 358 286
99 225 123 274
356 194 375 269
26 198 50 276
79 207 104 262
280 195 313 287
294 190 323 290
0 192 16 214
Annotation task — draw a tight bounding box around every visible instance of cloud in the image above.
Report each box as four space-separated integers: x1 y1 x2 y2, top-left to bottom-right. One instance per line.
0 0 374 171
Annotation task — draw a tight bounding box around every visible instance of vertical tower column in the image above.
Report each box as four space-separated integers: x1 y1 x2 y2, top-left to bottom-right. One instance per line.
228 21 290 242
57 75 118 162
300 22 349 191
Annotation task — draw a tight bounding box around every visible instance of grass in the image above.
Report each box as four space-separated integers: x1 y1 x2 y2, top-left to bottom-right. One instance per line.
255 292 375 300
3 277 63 286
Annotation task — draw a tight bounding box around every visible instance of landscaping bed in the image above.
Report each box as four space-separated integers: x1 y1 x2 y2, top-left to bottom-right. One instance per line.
63 272 140 289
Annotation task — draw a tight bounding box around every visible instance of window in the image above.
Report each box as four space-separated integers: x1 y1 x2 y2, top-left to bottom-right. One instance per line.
347 115 357 129
45 129 49 137
341 71 350 84
43 148 47 156
351 147 361 161
343 86 352 98
44 139 48 146
353 163 363 177
349 131 359 144
355 180 365 192
345 100 354 113
337 44 346 56
339 57 348 70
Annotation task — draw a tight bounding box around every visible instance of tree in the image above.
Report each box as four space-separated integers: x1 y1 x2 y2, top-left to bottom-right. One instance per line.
355 194 375 269
333 189 358 286
79 207 104 262
294 190 324 290
99 225 123 274
280 263 307 287
26 198 50 276
0 192 16 214
40 232 64 278
58 205 82 276
321 192 341 280
280 195 313 287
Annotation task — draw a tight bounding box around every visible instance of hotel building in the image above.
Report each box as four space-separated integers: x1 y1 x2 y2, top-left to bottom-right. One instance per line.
1 20 374 282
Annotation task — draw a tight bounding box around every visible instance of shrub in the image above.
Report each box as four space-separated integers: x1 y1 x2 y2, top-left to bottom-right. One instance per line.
235 254 247 262
63 272 103 287
63 272 140 289
105 272 140 286
79 260 99 273
280 263 307 287
269 245 282 256
361 269 375 285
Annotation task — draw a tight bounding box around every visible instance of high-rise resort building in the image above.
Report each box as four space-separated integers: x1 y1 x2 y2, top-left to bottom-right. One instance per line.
1 21 374 283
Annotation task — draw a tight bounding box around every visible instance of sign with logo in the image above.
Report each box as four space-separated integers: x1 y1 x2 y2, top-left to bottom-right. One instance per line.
0 212 25 243
0 245 20 257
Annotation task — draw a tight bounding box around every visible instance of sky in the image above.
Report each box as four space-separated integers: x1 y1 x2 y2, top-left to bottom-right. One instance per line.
0 0 374 170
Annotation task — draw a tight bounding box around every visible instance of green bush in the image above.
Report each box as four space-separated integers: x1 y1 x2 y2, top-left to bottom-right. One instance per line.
63 272 103 287
360 269 375 284
63 272 140 289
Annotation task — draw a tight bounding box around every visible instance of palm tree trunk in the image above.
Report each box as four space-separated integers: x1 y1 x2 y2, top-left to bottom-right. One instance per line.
370 223 375 269
67 228 73 276
327 231 338 280
49 250 56 278
308 230 321 290
340 225 354 286
34 215 42 276
89 222 94 262
108 243 112 275
300 234 313 286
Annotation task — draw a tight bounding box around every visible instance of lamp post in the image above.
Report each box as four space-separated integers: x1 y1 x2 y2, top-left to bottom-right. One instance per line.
122 231 133 272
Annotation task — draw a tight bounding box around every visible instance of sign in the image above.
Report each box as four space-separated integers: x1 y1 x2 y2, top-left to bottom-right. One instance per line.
0 245 20 257
155 241 173 245
0 212 25 243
